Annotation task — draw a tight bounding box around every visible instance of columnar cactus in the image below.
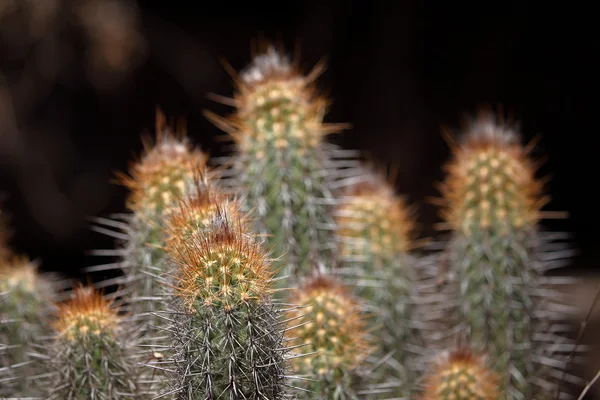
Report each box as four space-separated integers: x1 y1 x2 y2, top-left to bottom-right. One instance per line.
0 255 56 398
334 170 420 396
41 285 143 400
420 348 500 400
91 109 207 330
436 111 576 399
285 274 372 399
159 207 290 399
210 45 356 285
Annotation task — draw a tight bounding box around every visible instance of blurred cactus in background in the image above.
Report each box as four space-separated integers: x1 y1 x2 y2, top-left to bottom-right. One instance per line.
419 347 500 400
334 168 422 396
0 212 60 398
285 274 373 399
432 111 579 399
0 254 57 398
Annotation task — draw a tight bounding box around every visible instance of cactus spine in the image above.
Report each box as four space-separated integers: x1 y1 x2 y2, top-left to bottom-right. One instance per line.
0 254 56 398
334 170 420 396
420 348 500 400
159 204 290 399
436 111 575 399
209 46 353 285
285 274 372 399
42 285 143 400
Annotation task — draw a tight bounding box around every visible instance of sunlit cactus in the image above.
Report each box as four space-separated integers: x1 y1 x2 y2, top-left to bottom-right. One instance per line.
157 207 290 399
334 169 421 396
434 110 577 399
285 274 373 399
0 255 56 398
420 347 500 400
39 284 144 400
207 45 357 286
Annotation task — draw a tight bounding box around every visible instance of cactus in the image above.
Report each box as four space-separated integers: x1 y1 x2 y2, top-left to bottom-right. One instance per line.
435 111 577 399
87 109 209 393
90 109 208 330
207 45 357 286
0 255 56 398
40 284 144 400
158 206 290 399
334 169 421 396
420 347 500 400
285 274 373 399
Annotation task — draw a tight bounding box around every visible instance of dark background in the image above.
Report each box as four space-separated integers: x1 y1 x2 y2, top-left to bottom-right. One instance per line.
0 0 598 395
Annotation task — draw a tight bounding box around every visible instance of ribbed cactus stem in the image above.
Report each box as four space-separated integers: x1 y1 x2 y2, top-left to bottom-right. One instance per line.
208 46 352 285
334 170 418 396
114 109 207 327
159 207 289 399
437 111 574 399
43 285 143 400
420 348 500 400
0 255 55 398
286 274 372 399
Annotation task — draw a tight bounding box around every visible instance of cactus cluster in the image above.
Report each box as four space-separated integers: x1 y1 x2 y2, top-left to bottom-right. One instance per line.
0 44 587 400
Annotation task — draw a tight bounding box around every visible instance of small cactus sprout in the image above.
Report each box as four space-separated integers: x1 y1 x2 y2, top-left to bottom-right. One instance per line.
207 45 356 286
435 110 577 399
334 169 420 396
0 255 56 398
285 274 372 399
420 347 500 400
159 208 290 399
41 284 143 400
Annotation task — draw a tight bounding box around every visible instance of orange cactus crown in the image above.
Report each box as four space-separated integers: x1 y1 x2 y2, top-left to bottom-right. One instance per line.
54 285 120 340
119 108 208 214
421 347 500 400
437 111 552 234
286 274 372 375
167 208 274 311
336 171 416 256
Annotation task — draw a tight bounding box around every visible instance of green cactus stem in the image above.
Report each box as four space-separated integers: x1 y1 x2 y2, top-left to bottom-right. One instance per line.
334 169 421 397
157 207 290 399
40 284 145 400
206 45 359 287
0 255 56 398
435 111 579 399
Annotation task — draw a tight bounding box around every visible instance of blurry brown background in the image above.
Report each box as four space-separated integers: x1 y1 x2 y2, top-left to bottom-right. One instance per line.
0 0 598 397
